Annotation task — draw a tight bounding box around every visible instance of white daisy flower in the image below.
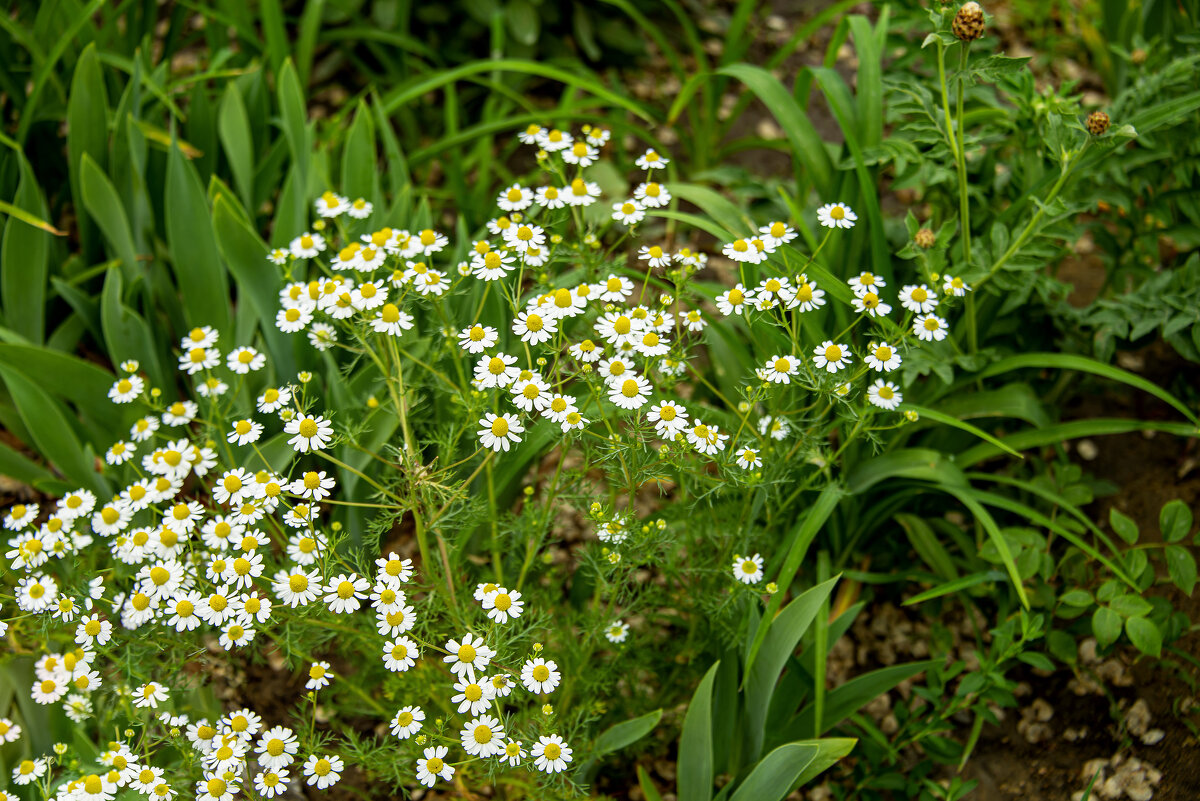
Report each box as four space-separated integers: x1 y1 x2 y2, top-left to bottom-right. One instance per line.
474 353 520 388
314 192 349 217
762 355 799 384
535 185 566 209
612 200 645 225
391 706 424 739
285 414 333 453
107 375 144 404
812 341 851 373
324 573 369 614
943 275 972 296
638 245 672 269
370 303 414 337
496 183 534 212
608 374 652 410
347 198 372 219
634 181 670 208
898 283 938 313
481 587 524 624
868 379 903 410
851 291 891 317
735 447 763 470
914 314 949 342
816 202 856 228
443 633 494 678
478 412 524 452
382 637 419 672
226 347 265 374
865 342 902 372
604 620 630 643
302 754 343 790
461 715 506 758
520 657 561 694
531 734 573 774
415 745 453 787
635 148 669 170
451 677 495 716
733 553 764 584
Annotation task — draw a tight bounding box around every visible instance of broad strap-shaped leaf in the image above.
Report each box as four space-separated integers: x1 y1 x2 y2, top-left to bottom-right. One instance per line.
679 661 720 801
166 138 231 336
745 577 839 760
729 743 819 801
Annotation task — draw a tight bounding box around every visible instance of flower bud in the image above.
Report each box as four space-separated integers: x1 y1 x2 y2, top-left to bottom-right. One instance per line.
915 228 936 249
952 1 985 41
1086 110 1110 136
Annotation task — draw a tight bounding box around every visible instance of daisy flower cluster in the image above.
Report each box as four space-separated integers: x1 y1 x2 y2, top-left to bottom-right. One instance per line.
260 124 974 593
0 336 583 797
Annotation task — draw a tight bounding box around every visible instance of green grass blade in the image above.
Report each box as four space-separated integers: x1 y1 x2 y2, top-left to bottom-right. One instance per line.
956 418 1197 468
380 60 654 122
785 661 937 739
846 448 967 495
945 486 1029 608
808 66 889 277
902 570 1007 606
716 64 834 194
976 353 1198 424
0 365 107 495
212 192 296 378
903 403 1022 457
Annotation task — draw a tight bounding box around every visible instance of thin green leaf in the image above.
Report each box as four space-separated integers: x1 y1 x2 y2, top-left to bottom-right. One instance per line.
846 448 967 495
903 403 1022 457
716 64 834 193
977 353 1198 424
786 661 936 738
957 419 1198 468
903 571 1006 606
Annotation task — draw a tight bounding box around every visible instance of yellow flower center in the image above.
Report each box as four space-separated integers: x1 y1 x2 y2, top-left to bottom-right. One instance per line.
494 593 512 611
525 314 544 332
532 665 550 681
336 581 355 599
774 358 791 372
474 724 493 744
426 757 444 773
491 418 510 438
289 574 308 592
298 419 319 439
458 644 477 663
875 346 892 360
824 345 843 361
621 379 640 398
924 317 940 331
544 743 562 760
176 600 194 617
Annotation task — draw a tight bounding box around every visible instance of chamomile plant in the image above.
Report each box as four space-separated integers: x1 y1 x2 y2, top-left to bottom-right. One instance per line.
0 126 988 800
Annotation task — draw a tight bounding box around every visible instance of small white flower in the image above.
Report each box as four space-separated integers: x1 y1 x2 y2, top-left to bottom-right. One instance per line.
867 379 903 410
733 553 764 584
816 202 856 229
812 341 851 373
